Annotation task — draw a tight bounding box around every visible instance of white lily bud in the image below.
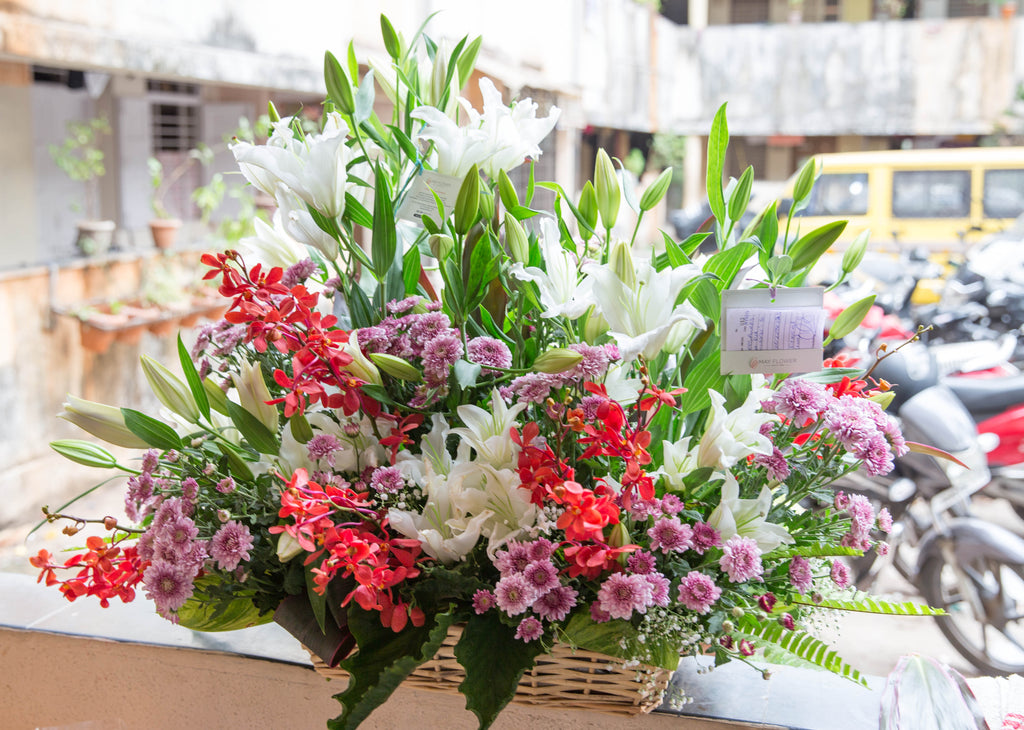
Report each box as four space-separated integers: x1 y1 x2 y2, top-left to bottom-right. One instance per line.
231 360 279 434
609 240 636 289
276 532 304 562
341 330 383 386
533 348 584 374
59 395 149 449
140 355 201 423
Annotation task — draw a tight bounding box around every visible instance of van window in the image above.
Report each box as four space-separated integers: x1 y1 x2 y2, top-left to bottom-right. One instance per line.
892 170 970 218
803 173 868 216
983 169 1024 219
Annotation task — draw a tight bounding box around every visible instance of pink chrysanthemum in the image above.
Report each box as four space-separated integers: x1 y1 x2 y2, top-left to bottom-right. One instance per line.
629 499 662 521
648 517 694 553
719 536 764 583
852 432 895 477
369 466 405 494
493 541 531 576
626 550 658 575
579 395 604 421
467 336 513 372
645 573 672 607
522 560 561 594
877 507 893 533
180 477 199 501
307 434 343 465
421 331 463 386
281 258 318 288
508 372 560 404
597 573 653 620
824 396 878 450
676 571 722 614
754 447 791 481
216 477 236 494
789 556 813 594
589 602 612 623
834 491 851 510
472 589 496 614
526 538 556 562
515 616 544 642
210 520 254 571
660 494 685 515
143 561 196 616
386 296 420 314
566 343 611 380
691 522 722 554
142 449 160 475
494 573 536 615
771 379 831 424
830 559 852 589
532 585 578 621
408 311 452 344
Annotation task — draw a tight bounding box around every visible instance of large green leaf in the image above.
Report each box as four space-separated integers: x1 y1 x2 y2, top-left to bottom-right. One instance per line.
225 400 279 455
371 167 397 279
677 345 723 415
737 618 867 687
561 611 679 671
177 577 271 632
789 595 945 616
455 613 548 728
330 609 456 730
789 220 847 271
706 103 729 224
121 408 182 451
177 335 210 421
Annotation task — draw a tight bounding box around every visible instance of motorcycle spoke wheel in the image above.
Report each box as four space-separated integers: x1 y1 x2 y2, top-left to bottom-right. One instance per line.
922 556 1024 675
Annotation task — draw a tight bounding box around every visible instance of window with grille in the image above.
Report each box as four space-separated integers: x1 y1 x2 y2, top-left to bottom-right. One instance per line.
731 0 771 23
152 104 199 153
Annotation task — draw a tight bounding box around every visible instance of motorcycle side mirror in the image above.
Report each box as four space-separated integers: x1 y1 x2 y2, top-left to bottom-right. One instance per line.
888 478 917 503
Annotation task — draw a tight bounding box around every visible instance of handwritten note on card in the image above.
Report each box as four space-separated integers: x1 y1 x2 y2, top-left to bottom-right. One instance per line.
396 171 463 224
720 288 825 375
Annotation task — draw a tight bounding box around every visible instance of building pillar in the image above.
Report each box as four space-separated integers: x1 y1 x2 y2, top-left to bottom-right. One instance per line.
0 62 38 269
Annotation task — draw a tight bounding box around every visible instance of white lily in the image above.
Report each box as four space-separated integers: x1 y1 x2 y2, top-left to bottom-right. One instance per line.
274 184 341 260
583 257 705 361
410 106 491 178
707 473 793 552
230 360 279 434
237 214 308 270
509 217 594 319
340 330 382 387
658 436 710 492
448 463 539 556
696 388 777 470
473 77 560 180
276 411 389 475
231 112 353 218
448 389 527 470
600 363 643 405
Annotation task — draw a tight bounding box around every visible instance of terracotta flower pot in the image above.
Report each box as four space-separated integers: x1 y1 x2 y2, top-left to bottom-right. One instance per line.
79 323 118 353
1002 2 1018 19
75 220 116 256
149 218 182 250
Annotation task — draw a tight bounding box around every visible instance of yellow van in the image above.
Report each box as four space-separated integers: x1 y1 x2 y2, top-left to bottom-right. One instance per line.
782 147 1024 255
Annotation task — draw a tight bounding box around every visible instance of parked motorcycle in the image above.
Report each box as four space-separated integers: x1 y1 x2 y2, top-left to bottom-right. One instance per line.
830 342 1024 675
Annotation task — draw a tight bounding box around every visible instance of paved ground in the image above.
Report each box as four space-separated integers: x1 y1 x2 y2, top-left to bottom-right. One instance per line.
3 478 1022 682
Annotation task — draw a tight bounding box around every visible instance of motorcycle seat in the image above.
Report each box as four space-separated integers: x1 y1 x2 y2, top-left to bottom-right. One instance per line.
943 373 1024 420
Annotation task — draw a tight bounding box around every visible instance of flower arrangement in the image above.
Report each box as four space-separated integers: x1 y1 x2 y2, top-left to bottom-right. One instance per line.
35 16 941 730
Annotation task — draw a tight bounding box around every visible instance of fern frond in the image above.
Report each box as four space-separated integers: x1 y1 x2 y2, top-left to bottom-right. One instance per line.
737 621 868 687
770 544 863 559
792 594 945 616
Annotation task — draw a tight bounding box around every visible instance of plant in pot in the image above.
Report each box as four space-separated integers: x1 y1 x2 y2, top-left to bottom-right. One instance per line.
147 144 215 250
49 117 115 256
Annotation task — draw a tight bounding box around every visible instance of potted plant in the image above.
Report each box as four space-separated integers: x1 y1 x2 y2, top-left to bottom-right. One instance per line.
147 145 214 250
49 117 116 255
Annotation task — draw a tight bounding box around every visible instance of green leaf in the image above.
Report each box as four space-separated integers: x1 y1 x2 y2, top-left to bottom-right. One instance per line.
49 439 118 469
770 543 865 560
177 577 271 632
306 565 328 636
455 613 548 728
330 609 456 730
765 255 793 284
217 442 255 481
453 164 480 235
402 244 421 296
738 620 868 687
225 400 280 455
456 35 483 87
324 51 355 115
681 231 713 256
388 125 418 162
757 201 780 259
789 595 945 616
371 167 397 278
344 193 374 229
380 14 401 59
826 294 875 344
202 377 231 416
561 611 679 671
789 220 847 271
121 408 182 451
346 281 375 329
663 231 689 268
536 180 597 239
706 103 729 224
796 367 866 384
177 335 210 421
353 69 376 125
677 345 723 414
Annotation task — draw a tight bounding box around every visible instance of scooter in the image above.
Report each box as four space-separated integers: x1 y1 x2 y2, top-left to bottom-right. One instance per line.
830 341 1024 675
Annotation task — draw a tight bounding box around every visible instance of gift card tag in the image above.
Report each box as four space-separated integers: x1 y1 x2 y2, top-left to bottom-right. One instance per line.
396 170 463 224
720 287 825 375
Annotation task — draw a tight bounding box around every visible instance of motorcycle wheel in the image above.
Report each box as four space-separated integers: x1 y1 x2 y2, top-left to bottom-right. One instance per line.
919 553 1024 675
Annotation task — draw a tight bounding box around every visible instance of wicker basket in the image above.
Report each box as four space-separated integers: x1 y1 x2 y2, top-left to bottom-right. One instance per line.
307 625 672 716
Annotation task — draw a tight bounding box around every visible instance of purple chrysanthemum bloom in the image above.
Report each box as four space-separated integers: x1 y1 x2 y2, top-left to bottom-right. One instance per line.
141 449 160 475
719 536 764 583
566 343 611 380
523 560 561 594
473 589 496 614
629 499 662 522
597 573 653 620
532 585 578 621
660 494 685 515
627 550 658 575
852 433 895 476
789 556 813 594
846 494 876 540
494 573 536 615
579 395 603 421
834 491 851 510
515 616 544 642
830 559 852 589
648 517 694 553
216 477 236 494
387 296 421 314
824 396 878 450
676 571 722 614
877 507 893 533
125 474 156 522
509 373 559 405
645 573 672 607
137 529 157 562
356 325 389 354
691 522 722 555
603 343 621 362
493 541 531 576
157 516 199 558
421 331 463 386
210 520 255 571
369 466 405 494
758 593 777 613
408 311 452 345
754 447 791 481
307 433 343 466
180 477 199 502
467 336 513 372
526 538 556 562
875 412 908 457
772 379 831 424
739 639 756 657
590 602 612 623
281 258 318 289
143 561 196 616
